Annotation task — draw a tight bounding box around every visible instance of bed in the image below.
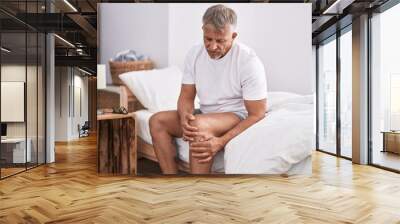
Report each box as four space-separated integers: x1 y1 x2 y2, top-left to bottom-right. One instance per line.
130 93 314 175
118 66 315 175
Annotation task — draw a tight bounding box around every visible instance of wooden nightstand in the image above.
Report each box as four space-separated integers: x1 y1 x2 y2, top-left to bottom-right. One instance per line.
97 113 137 175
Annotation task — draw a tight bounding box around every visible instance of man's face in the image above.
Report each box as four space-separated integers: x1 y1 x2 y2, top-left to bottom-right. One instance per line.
202 24 237 60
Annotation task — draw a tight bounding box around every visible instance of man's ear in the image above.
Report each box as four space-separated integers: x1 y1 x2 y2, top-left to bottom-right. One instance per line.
232 32 238 40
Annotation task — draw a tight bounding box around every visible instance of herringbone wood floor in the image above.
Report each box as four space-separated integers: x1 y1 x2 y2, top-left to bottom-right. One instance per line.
1 135 400 224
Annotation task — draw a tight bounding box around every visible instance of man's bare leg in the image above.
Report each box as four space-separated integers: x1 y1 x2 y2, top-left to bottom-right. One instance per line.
189 113 241 174
149 111 183 174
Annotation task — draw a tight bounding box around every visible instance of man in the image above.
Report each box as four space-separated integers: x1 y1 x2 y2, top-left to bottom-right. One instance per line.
149 4 267 174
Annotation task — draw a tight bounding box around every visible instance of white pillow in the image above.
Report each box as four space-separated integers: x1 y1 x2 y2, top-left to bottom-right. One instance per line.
268 92 300 109
119 66 182 112
267 91 313 110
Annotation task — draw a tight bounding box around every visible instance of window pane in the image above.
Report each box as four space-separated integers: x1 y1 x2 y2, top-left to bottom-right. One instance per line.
38 33 46 165
371 3 400 171
340 29 352 158
1 31 28 177
27 31 38 169
318 37 337 154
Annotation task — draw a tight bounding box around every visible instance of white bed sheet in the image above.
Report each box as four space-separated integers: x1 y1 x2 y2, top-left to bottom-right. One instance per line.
224 102 314 174
134 95 314 175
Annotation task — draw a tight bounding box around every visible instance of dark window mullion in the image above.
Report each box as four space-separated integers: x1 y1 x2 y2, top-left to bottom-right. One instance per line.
36 0 39 167
25 0 28 171
367 11 373 165
336 28 341 157
44 14 47 164
316 44 320 150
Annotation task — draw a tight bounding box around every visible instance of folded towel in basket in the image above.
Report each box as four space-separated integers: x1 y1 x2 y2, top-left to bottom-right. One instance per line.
111 50 148 62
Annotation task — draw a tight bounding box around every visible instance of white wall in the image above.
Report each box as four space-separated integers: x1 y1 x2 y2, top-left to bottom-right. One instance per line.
99 3 313 94
1 66 26 128
55 67 89 141
55 67 68 141
1 65 42 137
99 3 169 84
168 3 313 94
71 74 89 138
79 75 89 124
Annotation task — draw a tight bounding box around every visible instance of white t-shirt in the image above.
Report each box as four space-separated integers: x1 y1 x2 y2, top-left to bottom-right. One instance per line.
182 42 267 114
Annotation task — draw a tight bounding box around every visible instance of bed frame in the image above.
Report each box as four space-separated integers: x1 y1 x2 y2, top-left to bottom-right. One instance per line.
118 85 311 175
119 85 191 173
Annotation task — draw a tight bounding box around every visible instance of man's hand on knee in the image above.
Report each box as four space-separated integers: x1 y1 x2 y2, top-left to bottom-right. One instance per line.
182 114 211 142
190 137 224 163
181 113 199 141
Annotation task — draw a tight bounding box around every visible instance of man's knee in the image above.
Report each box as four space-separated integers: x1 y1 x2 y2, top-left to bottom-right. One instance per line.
189 115 217 142
189 115 211 132
149 112 167 135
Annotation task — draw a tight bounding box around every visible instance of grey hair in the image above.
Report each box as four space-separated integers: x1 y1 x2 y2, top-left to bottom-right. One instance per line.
202 4 237 31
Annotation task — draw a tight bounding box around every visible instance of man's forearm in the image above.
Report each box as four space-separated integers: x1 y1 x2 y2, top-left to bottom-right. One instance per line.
219 114 265 146
177 97 195 118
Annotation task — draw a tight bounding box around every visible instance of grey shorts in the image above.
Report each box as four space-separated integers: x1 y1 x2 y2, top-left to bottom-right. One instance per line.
193 109 247 121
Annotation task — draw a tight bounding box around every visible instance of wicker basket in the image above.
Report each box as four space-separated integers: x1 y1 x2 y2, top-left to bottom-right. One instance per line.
109 60 154 85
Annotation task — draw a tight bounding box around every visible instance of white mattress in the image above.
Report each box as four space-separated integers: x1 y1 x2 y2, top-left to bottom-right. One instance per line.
134 108 312 175
134 109 154 145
